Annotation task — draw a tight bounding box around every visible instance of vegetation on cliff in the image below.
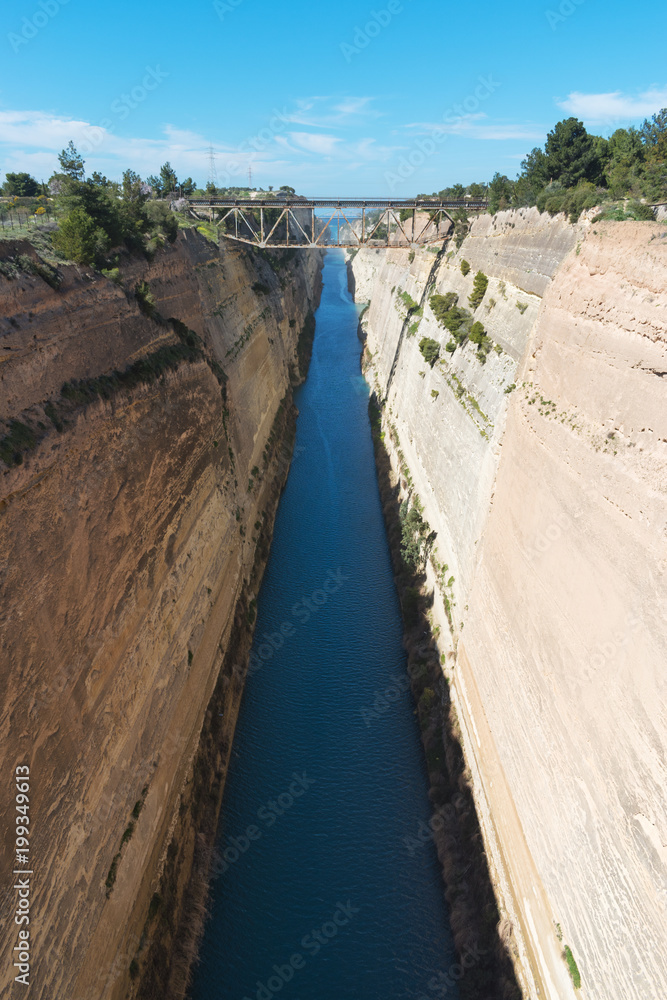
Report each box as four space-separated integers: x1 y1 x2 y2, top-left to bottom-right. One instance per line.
367 393 522 1000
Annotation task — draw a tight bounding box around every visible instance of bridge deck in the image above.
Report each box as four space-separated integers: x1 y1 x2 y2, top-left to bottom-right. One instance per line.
188 197 488 210
186 197 488 248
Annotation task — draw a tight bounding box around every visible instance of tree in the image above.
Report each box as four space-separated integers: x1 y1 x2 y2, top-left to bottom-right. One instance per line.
419 337 440 367
57 180 124 247
122 169 145 202
146 175 163 198
467 181 487 199
2 172 39 197
468 271 489 310
488 172 514 213
90 171 111 187
159 162 177 195
58 140 85 180
544 118 602 188
119 169 148 246
144 201 178 242
515 147 550 205
52 207 109 264
181 177 196 196
640 108 667 162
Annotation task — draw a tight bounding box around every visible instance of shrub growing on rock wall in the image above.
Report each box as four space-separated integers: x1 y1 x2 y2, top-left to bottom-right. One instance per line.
468 271 489 310
460 259 470 276
429 292 458 325
419 337 440 367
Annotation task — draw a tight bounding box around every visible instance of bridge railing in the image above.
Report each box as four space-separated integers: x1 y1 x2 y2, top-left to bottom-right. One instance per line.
186 197 487 249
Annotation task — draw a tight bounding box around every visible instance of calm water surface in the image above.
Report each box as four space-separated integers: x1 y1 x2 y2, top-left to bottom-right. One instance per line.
190 250 458 1000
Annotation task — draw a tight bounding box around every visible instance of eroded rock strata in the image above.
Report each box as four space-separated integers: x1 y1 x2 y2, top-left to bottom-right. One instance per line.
0 231 322 1000
351 210 667 1000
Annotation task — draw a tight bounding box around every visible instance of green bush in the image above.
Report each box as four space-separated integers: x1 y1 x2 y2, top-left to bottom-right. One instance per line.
144 200 178 242
563 945 581 989
460 259 471 276
135 280 156 317
429 292 458 325
52 207 109 265
468 271 489 310
101 267 121 285
469 320 493 362
419 337 440 367
0 420 37 467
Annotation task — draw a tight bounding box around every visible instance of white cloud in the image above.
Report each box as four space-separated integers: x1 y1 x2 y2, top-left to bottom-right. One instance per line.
332 97 379 118
0 109 288 184
288 132 341 155
281 95 380 129
557 88 667 122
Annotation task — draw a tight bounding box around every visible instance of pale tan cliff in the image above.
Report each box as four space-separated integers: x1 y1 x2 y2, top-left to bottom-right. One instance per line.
0 231 322 1000
352 214 667 999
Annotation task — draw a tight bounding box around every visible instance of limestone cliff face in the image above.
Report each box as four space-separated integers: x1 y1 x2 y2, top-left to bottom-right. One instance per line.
0 231 322 1000
352 213 667 1000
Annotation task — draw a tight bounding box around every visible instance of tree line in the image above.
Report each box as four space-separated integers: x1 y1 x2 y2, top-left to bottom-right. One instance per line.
424 111 667 221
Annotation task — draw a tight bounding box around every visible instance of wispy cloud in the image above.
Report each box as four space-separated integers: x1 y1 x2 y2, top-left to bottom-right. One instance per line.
288 132 341 155
281 95 381 129
557 87 667 122
403 116 546 141
0 109 284 182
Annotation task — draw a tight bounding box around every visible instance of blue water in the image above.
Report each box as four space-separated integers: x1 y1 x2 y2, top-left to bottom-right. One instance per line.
190 251 458 1000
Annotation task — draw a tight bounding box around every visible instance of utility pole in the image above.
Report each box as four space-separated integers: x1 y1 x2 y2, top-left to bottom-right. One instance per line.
207 145 217 189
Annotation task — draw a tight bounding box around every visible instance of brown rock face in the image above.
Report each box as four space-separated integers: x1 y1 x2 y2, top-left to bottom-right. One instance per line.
0 231 322 1000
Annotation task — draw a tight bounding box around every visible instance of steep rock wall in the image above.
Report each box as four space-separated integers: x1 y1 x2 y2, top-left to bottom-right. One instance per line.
0 232 322 1000
351 213 667 1000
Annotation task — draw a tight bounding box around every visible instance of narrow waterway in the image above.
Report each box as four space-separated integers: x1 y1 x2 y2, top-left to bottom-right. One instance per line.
190 250 458 1000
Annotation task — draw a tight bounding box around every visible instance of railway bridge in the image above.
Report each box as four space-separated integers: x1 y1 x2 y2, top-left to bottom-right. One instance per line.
186 197 488 248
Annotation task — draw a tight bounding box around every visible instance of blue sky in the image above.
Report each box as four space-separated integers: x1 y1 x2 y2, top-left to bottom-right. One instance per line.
1 0 666 195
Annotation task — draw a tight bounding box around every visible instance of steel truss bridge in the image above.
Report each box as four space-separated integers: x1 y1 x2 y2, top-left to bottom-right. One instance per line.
186 198 488 249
